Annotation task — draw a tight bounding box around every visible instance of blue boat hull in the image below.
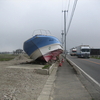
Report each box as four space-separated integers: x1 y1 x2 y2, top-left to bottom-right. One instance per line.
23 35 63 62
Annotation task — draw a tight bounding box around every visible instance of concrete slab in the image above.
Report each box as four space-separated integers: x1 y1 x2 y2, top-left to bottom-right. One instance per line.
6 64 43 69
52 58 92 100
37 65 58 100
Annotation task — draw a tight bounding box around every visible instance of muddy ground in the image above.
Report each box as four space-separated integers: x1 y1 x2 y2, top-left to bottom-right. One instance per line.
0 54 49 100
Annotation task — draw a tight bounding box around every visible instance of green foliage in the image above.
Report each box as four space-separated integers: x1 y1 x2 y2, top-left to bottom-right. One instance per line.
0 54 17 61
91 56 100 59
42 64 51 69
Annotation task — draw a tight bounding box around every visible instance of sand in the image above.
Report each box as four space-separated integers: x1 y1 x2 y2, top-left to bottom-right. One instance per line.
0 54 49 100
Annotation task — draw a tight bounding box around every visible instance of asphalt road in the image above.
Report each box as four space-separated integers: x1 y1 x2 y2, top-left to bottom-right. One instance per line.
67 55 100 84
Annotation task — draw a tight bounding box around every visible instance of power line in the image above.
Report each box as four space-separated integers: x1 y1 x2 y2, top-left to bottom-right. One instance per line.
61 0 70 31
66 0 78 35
66 0 70 32
62 0 78 58
66 0 70 12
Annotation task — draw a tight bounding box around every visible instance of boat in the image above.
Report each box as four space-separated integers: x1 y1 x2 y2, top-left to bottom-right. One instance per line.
23 30 63 62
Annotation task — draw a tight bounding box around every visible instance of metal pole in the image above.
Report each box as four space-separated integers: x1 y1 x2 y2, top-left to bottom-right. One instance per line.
61 30 64 48
64 10 67 58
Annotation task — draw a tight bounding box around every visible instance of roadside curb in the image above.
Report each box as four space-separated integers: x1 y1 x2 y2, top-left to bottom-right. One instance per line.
66 57 100 89
35 62 58 75
66 57 100 99
37 62 58 100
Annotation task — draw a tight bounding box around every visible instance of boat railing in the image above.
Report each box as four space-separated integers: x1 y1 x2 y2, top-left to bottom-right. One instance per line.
32 29 51 36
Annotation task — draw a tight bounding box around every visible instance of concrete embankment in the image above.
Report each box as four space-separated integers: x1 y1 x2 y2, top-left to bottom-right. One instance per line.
37 61 59 100
35 61 59 75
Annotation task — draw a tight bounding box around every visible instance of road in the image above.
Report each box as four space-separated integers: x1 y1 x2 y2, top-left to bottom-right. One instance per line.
66 55 100 84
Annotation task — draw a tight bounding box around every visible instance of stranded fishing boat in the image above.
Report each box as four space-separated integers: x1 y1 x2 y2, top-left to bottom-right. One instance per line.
23 30 63 62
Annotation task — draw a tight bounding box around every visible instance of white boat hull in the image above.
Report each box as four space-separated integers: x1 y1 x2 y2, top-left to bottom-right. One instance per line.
30 43 63 62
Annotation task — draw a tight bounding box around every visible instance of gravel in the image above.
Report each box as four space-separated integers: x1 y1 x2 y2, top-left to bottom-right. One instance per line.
0 55 49 100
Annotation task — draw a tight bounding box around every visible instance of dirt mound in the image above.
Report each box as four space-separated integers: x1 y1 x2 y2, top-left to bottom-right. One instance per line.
9 54 33 65
13 54 29 61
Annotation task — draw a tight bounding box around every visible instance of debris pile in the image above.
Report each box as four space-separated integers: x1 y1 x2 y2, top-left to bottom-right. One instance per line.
13 54 29 61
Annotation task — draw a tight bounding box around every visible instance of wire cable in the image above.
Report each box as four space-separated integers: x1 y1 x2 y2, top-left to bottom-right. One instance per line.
66 0 70 33
66 0 78 35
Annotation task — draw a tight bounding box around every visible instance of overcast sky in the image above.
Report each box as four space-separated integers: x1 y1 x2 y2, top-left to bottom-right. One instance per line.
0 0 100 52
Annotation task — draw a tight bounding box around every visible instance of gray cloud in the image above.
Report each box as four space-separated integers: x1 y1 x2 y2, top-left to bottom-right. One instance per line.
0 0 100 52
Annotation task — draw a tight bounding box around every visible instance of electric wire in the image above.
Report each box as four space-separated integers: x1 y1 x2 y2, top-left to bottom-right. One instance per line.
61 0 70 33
66 0 70 28
62 0 70 45
62 0 78 55
66 0 70 12
66 0 78 35
61 0 64 32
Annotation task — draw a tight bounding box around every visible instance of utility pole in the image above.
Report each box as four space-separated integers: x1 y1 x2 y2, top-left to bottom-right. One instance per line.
61 30 64 48
63 10 67 58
